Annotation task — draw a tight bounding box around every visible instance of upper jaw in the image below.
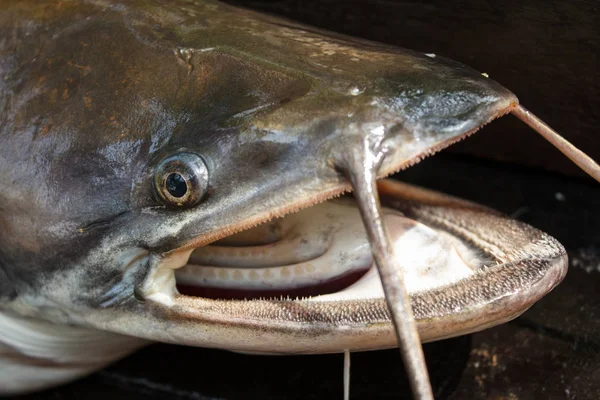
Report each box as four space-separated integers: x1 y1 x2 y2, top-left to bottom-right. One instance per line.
144 88 518 256
128 22 519 256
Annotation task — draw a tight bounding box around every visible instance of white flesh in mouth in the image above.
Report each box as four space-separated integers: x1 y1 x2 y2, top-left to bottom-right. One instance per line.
168 197 489 300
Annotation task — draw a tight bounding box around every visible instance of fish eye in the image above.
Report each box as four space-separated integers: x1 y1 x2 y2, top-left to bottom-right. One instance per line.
154 152 209 207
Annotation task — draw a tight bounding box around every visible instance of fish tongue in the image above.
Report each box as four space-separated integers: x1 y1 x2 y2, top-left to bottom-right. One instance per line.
335 134 434 400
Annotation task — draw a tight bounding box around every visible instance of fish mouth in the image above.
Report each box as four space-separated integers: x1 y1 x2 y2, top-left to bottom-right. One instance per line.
133 177 567 354
143 98 521 305
126 97 567 355
173 193 483 302
123 95 569 354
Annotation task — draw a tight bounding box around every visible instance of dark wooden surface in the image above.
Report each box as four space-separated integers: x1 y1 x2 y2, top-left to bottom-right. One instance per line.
14 154 600 400
227 0 600 178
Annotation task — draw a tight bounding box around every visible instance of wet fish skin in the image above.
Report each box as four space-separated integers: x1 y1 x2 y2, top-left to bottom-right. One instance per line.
0 0 513 308
0 0 547 395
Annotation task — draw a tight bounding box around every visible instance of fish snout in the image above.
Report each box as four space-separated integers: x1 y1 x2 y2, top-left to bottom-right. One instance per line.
248 69 517 180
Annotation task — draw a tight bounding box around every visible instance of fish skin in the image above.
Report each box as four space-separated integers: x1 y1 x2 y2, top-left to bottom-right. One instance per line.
0 0 514 304
0 0 559 395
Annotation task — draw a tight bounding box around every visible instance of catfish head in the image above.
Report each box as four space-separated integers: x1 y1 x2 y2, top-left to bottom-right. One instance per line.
0 0 571 394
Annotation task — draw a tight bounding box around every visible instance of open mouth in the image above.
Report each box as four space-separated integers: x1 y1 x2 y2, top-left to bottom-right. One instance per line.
141 178 507 307
173 193 488 302
129 177 566 354
126 104 571 354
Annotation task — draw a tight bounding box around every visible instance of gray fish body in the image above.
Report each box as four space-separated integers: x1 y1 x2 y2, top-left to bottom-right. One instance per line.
0 0 565 394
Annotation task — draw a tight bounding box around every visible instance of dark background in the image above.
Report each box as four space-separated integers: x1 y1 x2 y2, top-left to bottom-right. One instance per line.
15 1 600 399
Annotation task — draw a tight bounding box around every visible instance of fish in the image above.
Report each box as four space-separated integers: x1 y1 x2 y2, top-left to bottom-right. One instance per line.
0 0 597 396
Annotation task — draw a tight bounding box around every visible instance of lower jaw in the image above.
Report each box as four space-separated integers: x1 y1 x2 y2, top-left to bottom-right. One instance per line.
176 268 370 300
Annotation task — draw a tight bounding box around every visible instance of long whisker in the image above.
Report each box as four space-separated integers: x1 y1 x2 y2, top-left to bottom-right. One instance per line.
344 161 434 400
512 105 600 183
344 350 351 400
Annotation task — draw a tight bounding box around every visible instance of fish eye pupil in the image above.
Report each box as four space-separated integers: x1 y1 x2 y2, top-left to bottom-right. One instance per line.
165 173 187 198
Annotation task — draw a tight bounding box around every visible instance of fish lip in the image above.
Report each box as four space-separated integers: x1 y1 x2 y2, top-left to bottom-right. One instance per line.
134 178 567 354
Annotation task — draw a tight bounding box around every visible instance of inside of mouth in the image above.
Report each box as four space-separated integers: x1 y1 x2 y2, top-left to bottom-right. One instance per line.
173 194 488 301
